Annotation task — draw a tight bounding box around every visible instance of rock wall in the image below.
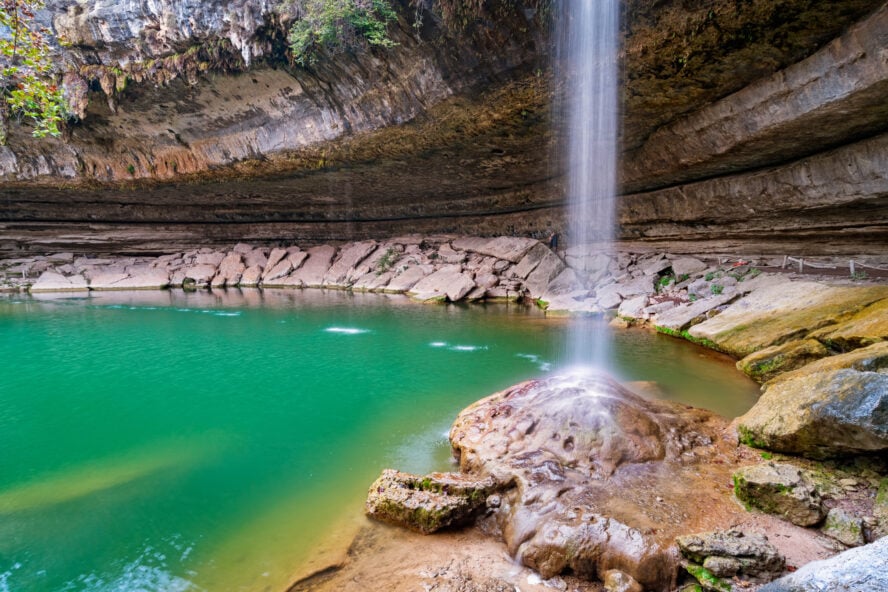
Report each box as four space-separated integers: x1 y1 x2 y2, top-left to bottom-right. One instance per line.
0 0 886 255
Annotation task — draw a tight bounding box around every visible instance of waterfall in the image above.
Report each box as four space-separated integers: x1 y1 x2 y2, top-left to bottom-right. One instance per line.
555 0 620 369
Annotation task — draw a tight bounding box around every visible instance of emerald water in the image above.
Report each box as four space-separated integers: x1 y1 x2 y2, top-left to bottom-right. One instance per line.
0 290 758 592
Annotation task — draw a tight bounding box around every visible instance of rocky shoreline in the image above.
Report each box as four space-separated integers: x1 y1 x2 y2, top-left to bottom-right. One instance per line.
4 236 887 591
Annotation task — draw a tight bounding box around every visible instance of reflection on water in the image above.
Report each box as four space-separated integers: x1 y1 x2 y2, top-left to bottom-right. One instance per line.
0 290 757 591
0 437 222 515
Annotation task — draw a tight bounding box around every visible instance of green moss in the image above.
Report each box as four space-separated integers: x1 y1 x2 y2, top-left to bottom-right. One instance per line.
375 247 398 275
732 473 744 495
684 564 731 592
877 478 888 507
738 425 768 449
654 325 724 352
657 275 675 291
741 355 784 381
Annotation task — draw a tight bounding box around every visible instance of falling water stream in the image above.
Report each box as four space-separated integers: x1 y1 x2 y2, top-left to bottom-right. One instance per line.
556 0 621 368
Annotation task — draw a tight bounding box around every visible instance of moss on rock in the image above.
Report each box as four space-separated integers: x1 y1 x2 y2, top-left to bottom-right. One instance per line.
736 339 829 383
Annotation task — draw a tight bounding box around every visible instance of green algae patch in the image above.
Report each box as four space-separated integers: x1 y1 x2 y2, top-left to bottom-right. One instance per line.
764 341 888 387
737 339 829 383
737 425 768 450
655 325 724 353
684 564 731 592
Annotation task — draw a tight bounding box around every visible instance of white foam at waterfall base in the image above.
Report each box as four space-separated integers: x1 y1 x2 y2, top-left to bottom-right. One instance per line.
516 353 553 372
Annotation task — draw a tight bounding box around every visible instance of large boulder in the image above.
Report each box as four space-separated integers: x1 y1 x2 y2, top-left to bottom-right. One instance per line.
365 469 497 534
732 463 825 526
30 271 88 292
669 257 707 277
737 366 888 459
239 264 263 287
759 536 888 592
86 271 129 289
677 529 785 587
408 265 476 303
93 267 169 290
261 247 289 280
523 251 566 299
175 263 217 286
286 245 337 288
613 276 655 298
451 236 538 263
385 264 432 293
654 293 735 333
821 508 866 547
512 243 551 280
211 252 245 288
323 241 377 287
448 372 743 591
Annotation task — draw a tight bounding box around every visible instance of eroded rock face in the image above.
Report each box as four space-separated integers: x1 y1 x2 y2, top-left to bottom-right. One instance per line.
2 2 886 256
447 373 741 591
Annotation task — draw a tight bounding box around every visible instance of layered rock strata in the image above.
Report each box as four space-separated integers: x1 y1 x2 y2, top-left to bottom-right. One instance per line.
1 2 887 254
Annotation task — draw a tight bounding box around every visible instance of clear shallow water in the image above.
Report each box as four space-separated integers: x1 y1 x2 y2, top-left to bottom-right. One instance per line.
0 290 758 592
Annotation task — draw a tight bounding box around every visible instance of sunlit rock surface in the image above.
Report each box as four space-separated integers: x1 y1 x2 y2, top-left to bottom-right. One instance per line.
738 368 888 459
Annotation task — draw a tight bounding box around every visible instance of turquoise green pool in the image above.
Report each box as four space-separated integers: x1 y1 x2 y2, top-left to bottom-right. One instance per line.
0 289 758 592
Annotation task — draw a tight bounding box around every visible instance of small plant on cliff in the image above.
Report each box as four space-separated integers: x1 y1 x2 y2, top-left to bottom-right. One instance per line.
656 275 674 292
375 247 398 275
0 0 68 144
287 0 399 67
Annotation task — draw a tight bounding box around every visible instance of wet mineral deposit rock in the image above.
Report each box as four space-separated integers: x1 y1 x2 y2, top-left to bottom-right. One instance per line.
448 372 743 592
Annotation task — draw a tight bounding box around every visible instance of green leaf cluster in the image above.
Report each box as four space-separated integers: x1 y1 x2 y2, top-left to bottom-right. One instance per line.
0 0 68 143
287 0 399 67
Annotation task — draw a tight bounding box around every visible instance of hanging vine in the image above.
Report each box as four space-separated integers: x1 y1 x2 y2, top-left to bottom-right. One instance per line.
0 0 68 144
